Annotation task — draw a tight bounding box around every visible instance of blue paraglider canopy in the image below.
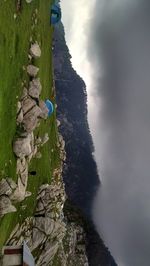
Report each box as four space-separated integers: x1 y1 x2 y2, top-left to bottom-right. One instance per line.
50 4 61 25
45 99 54 117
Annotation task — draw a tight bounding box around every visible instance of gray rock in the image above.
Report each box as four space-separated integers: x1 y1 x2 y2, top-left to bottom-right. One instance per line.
35 152 42 159
21 97 36 115
17 101 21 113
23 106 42 133
27 65 39 77
17 109 23 124
0 179 12 196
57 119 61 127
35 137 42 145
29 78 42 99
39 100 49 119
20 87 28 101
17 157 27 175
13 135 32 158
10 176 28 202
0 195 16 216
30 43 41 58
6 178 17 191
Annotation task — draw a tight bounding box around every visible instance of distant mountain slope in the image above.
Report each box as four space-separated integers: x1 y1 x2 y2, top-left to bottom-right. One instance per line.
53 22 117 266
53 23 100 216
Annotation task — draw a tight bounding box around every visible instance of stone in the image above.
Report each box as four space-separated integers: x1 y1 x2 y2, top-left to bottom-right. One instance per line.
23 106 42 133
0 179 12 196
56 119 61 127
17 157 27 175
23 116 38 133
32 227 46 250
20 167 28 186
20 87 28 101
35 137 42 145
17 101 21 113
10 176 27 202
39 100 49 119
17 109 23 124
21 97 36 115
25 191 32 198
30 43 41 58
6 178 17 191
13 135 32 158
27 65 39 77
29 78 42 99
35 152 42 159
0 195 16 216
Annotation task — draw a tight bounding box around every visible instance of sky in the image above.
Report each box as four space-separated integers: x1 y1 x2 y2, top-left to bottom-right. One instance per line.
61 0 150 265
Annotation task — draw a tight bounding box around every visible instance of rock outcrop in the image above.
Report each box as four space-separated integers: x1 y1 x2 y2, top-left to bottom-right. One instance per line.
6 161 89 266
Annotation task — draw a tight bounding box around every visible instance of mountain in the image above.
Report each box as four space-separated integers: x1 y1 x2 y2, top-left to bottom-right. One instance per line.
53 23 100 216
53 22 117 266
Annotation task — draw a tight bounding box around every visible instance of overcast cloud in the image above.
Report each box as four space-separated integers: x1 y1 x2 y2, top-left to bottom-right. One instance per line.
61 0 150 265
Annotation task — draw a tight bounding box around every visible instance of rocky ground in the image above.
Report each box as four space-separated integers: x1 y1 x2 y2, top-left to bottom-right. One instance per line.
2 147 89 266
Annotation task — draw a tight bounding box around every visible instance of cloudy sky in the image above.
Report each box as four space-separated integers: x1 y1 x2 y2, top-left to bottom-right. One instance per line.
61 1 150 265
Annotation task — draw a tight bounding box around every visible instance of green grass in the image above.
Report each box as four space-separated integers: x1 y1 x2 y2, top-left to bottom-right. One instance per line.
0 0 60 247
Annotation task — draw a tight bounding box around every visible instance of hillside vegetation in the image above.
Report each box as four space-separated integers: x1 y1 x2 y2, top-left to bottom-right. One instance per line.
0 0 60 246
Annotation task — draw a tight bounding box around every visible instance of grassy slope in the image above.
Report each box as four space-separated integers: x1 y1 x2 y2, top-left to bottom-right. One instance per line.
0 0 59 247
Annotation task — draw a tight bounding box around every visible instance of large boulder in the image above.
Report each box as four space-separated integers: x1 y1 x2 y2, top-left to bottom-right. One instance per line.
0 179 13 196
27 65 39 77
21 97 36 115
39 100 49 119
13 134 32 158
29 78 42 99
30 43 41 58
0 195 16 217
23 105 42 133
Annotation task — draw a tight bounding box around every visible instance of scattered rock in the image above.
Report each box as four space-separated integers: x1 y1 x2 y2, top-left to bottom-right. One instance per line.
30 43 41 58
35 137 42 145
23 105 42 133
20 87 28 101
6 178 17 191
57 119 61 127
17 109 23 124
0 195 16 217
29 78 42 99
25 191 32 198
21 97 36 115
27 65 39 77
13 134 32 158
39 100 49 119
17 101 21 113
0 179 13 196
35 152 42 159
10 175 28 202
23 116 38 133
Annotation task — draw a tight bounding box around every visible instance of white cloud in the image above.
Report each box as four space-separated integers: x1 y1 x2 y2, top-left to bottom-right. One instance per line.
60 0 101 149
